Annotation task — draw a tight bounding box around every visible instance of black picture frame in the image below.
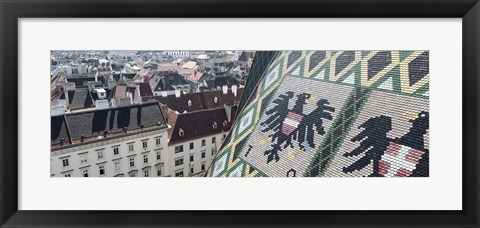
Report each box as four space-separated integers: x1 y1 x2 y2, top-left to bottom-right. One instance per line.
1 0 479 227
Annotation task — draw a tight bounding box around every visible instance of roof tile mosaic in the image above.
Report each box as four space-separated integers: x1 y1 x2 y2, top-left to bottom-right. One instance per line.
206 51 429 177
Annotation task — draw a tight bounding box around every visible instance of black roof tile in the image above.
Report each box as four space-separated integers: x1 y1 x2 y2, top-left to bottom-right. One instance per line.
51 102 166 146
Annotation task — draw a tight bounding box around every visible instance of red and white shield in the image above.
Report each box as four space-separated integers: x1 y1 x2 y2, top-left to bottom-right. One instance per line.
379 142 425 177
282 112 304 135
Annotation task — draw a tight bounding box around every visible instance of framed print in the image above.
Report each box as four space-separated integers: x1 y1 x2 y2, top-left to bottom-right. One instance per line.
1 0 479 227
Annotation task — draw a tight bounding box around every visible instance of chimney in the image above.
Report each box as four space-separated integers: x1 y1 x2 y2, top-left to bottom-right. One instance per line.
107 80 116 90
232 84 238 97
95 71 98 82
222 85 228 94
87 81 96 92
175 89 181 98
224 103 233 122
161 91 168 97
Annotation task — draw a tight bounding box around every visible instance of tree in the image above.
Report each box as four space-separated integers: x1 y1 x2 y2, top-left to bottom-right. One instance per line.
225 61 235 69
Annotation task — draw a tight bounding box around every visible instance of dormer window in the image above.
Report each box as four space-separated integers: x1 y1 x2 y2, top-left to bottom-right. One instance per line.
179 128 184 136
212 122 217 129
213 97 218 104
223 120 228 126
187 100 192 107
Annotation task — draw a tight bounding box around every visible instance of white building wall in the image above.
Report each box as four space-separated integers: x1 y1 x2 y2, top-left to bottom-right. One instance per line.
165 132 228 177
51 128 229 177
51 128 169 177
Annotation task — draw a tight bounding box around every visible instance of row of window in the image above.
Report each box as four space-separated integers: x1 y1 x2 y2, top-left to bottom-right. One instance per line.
174 135 225 154
63 165 161 177
173 148 214 168
62 149 163 168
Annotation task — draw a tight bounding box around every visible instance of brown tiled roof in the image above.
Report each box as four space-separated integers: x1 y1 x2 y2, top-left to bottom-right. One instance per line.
151 88 244 113
201 88 244 109
165 110 179 139
152 93 204 113
188 71 204 81
111 85 139 106
169 107 232 145
138 82 154 97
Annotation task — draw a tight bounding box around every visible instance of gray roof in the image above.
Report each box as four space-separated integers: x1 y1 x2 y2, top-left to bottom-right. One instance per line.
51 101 167 147
59 89 95 110
51 115 70 145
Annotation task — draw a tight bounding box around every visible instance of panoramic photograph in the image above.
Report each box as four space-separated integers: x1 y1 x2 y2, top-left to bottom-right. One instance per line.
50 50 429 177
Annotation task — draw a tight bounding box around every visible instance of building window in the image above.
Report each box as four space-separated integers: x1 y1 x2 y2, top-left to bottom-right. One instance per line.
189 142 194 150
175 171 184 177
201 150 206 159
62 158 69 167
129 157 135 167
128 144 134 152
175 145 184 154
143 154 149 164
175 158 184 166
156 150 161 160
211 148 216 155
79 153 88 163
157 167 162 176
179 128 184 136
82 169 89 177
201 139 206 147
212 122 217 129
97 150 104 159
156 137 161 146
222 134 226 140
99 165 105 176
64 173 71 177
142 141 148 149
113 147 119 156
190 166 194 174
144 169 150 177
190 154 194 162
130 173 136 177
201 164 205 171
212 137 216 144
114 161 121 173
